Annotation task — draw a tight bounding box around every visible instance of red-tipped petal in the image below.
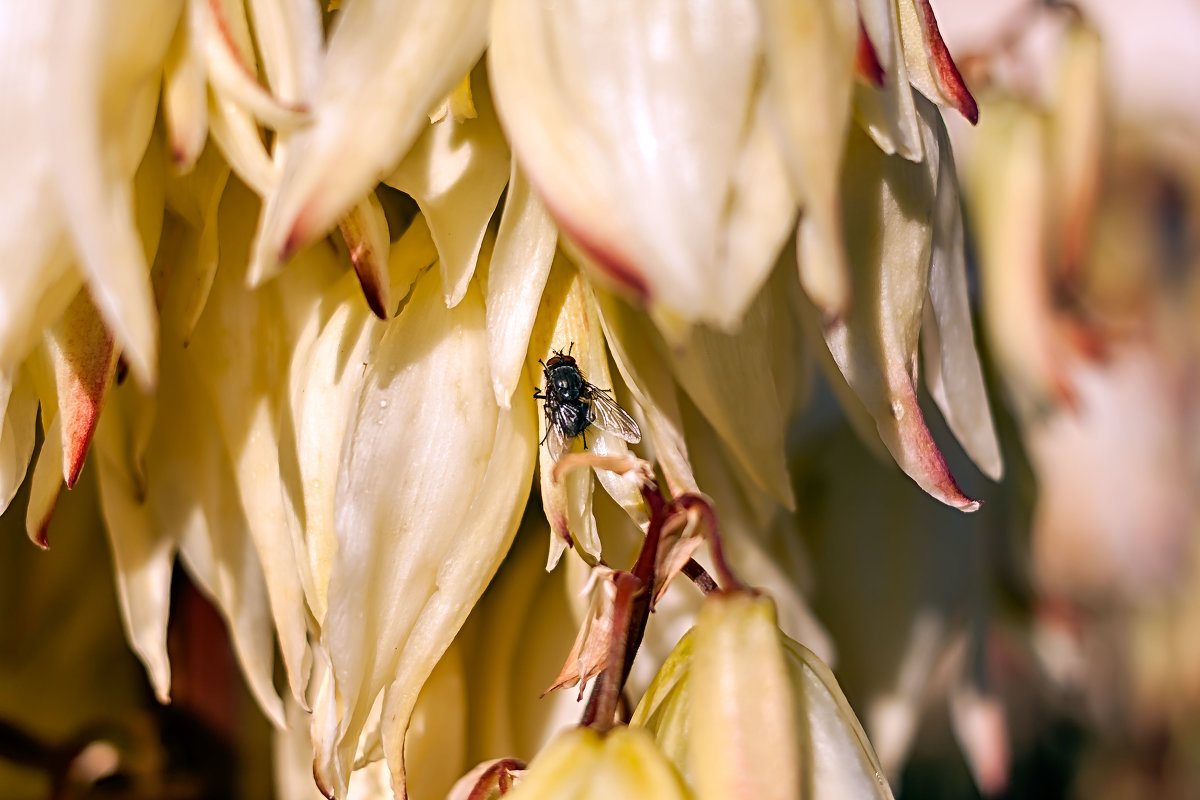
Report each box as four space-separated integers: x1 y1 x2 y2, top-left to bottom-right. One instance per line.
856 19 886 87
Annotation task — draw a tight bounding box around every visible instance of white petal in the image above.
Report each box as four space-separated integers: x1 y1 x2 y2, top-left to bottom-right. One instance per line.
385 67 511 308
92 387 175 703
490 0 770 327
820 111 979 510
251 0 490 282
485 164 558 408
316 266 535 799
759 0 858 320
47 0 180 387
855 0 925 161
918 99 1002 481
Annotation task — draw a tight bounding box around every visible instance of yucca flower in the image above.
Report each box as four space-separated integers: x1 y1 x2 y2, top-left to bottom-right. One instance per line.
0 0 1005 798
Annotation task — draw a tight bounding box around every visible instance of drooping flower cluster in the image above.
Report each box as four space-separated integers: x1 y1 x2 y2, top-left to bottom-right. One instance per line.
0 1 1003 798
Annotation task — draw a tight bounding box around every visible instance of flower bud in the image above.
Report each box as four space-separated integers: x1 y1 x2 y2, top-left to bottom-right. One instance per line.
633 592 894 800
504 727 693 800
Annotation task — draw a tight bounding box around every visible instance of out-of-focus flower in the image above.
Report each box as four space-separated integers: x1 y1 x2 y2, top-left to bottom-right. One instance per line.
633 591 895 800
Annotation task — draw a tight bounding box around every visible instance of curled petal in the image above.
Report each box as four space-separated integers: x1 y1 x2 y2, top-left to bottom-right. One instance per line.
918 98 1002 481
821 111 978 510
491 0 780 328
385 67 511 309
251 0 489 281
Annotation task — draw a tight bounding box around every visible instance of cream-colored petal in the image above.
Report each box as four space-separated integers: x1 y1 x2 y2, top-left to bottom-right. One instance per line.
918 99 1002 481
490 0 771 328
315 266 535 799
210 95 279 197
759 0 857 321
855 0 924 161
47 0 180 387
821 113 978 510
486 164 558 408
784 637 896 800
187 181 317 705
896 0 977 124
385 66 510 308
92 385 174 703
250 0 489 281
0 368 37 514
690 595 802 800
198 0 307 131
162 0 208 170
247 0 323 104
288 272 381 625
593 290 698 498
25 413 63 551
968 101 1068 415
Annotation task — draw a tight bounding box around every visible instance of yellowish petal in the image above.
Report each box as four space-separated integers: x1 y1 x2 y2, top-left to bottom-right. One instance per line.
918 99 1002 481
251 0 489 281
314 265 535 799
0 368 37 514
486 164 558 409
47 0 180 387
821 111 978 510
759 0 857 321
490 0 774 328
385 66 510 309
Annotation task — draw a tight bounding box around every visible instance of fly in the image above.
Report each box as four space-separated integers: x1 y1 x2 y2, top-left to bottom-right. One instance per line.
534 344 641 462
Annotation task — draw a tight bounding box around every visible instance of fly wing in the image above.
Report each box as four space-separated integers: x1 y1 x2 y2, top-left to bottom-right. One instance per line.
543 405 572 463
585 385 641 444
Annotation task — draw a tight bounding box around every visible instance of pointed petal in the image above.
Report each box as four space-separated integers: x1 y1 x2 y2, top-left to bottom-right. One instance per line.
186 181 316 705
594 290 698 499
25 414 64 550
198 0 308 130
486 164 558 408
918 99 1001 480
92 386 175 702
163 1 209 170
251 0 489 281
385 67 510 309
759 0 858 321
821 113 979 510
315 266 535 799
46 290 118 488
855 1 925 161
47 0 180 388
490 0 776 328
0 368 39 515
896 0 978 124
339 193 393 320
288 275 380 625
